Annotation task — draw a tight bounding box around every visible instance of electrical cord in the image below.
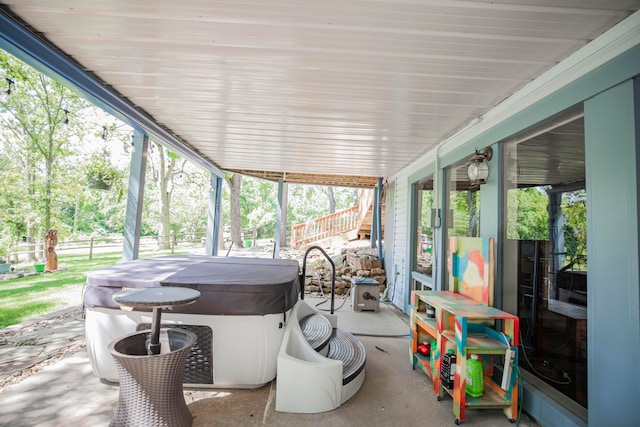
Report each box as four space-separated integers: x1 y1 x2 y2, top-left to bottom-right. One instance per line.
311 272 409 338
388 272 397 303
514 366 532 427
518 326 571 385
500 332 572 426
388 257 403 304
499 331 511 350
312 272 350 312
497 334 532 426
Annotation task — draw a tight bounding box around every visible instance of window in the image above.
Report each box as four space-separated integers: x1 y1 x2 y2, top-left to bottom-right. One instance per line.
414 177 434 277
446 163 481 238
442 161 482 292
503 111 587 408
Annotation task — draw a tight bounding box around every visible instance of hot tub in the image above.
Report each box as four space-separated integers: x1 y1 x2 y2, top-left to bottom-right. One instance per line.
83 255 300 388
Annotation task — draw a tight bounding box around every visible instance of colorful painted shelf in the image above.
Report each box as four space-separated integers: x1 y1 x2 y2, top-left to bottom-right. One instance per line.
410 290 519 424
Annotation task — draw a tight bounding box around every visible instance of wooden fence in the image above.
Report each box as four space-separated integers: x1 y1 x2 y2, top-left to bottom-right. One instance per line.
5 231 205 266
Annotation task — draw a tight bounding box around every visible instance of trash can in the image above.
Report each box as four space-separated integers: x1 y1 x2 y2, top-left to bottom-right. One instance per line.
108 328 196 427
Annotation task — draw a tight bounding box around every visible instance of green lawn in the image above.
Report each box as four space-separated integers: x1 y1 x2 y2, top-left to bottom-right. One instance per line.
0 249 196 329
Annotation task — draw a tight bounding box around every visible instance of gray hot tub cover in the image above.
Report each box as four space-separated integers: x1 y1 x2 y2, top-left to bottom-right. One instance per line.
83 255 300 315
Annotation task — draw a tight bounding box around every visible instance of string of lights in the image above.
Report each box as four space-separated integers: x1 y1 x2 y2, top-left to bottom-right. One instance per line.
1 73 147 153
2 73 124 130
0 77 14 102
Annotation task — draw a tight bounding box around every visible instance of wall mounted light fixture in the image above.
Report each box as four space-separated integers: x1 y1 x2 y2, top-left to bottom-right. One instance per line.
467 147 493 186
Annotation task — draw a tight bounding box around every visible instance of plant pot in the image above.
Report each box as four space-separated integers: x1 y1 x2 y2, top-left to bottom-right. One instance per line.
0 263 11 274
34 263 45 273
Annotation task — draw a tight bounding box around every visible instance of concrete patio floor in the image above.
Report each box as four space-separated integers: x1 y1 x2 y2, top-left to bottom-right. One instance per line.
0 297 540 427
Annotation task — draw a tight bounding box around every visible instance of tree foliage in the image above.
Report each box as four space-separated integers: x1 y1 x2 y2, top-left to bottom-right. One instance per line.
1 50 90 253
145 142 191 249
0 50 141 251
287 184 357 225
0 49 367 259
562 190 587 265
218 178 359 242
506 187 549 240
506 186 587 268
449 189 480 237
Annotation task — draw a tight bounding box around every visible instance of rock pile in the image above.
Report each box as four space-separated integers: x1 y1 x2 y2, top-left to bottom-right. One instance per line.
302 247 386 296
229 239 387 297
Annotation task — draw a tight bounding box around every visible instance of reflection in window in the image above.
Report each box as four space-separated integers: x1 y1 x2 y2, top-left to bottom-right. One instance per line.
415 177 433 276
504 113 587 408
444 162 482 293
447 163 481 237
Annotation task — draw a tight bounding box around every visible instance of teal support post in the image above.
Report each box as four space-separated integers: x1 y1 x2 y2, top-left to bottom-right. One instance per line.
123 130 148 262
274 179 287 259
205 175 223 256
584 79 640 426
377 177 383 263
371 185 378 248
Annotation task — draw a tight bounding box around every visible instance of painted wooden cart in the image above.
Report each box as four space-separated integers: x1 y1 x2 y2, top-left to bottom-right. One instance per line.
409 237 519 424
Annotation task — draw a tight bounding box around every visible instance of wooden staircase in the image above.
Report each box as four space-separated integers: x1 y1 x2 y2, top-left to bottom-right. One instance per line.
349 186 385 241
290 186 385 248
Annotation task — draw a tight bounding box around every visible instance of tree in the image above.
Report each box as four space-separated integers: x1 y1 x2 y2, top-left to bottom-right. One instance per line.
449 190 478 237
238 176 277 238
286 184 356 225
167 167 209 236
327 187 336 214
562 190 587 268
1 49 215 253
145 143 178 249
420 188 434 239
0 50 90 258
506 187 549 240
226 173 244 247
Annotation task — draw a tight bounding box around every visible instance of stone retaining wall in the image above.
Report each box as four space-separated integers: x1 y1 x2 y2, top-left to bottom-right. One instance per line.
303 247 386 296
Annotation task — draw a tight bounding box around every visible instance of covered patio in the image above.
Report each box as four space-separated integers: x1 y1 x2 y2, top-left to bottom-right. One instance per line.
0 297 537 427
3 1 634 194
2 2 640 426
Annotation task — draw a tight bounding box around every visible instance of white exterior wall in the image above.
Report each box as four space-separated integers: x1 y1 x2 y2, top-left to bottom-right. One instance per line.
384 176 408 310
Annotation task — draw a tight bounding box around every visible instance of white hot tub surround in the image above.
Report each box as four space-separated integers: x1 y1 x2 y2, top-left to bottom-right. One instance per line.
83 255 300 388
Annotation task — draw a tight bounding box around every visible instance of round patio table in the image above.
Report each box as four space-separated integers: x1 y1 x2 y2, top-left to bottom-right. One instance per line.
113 286 200 354
109 286 201 427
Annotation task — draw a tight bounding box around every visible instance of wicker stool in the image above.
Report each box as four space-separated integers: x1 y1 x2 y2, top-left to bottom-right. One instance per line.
109 328 196 427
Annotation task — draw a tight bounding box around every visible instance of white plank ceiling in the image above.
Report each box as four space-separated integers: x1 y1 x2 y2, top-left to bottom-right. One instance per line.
1 0 639 186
